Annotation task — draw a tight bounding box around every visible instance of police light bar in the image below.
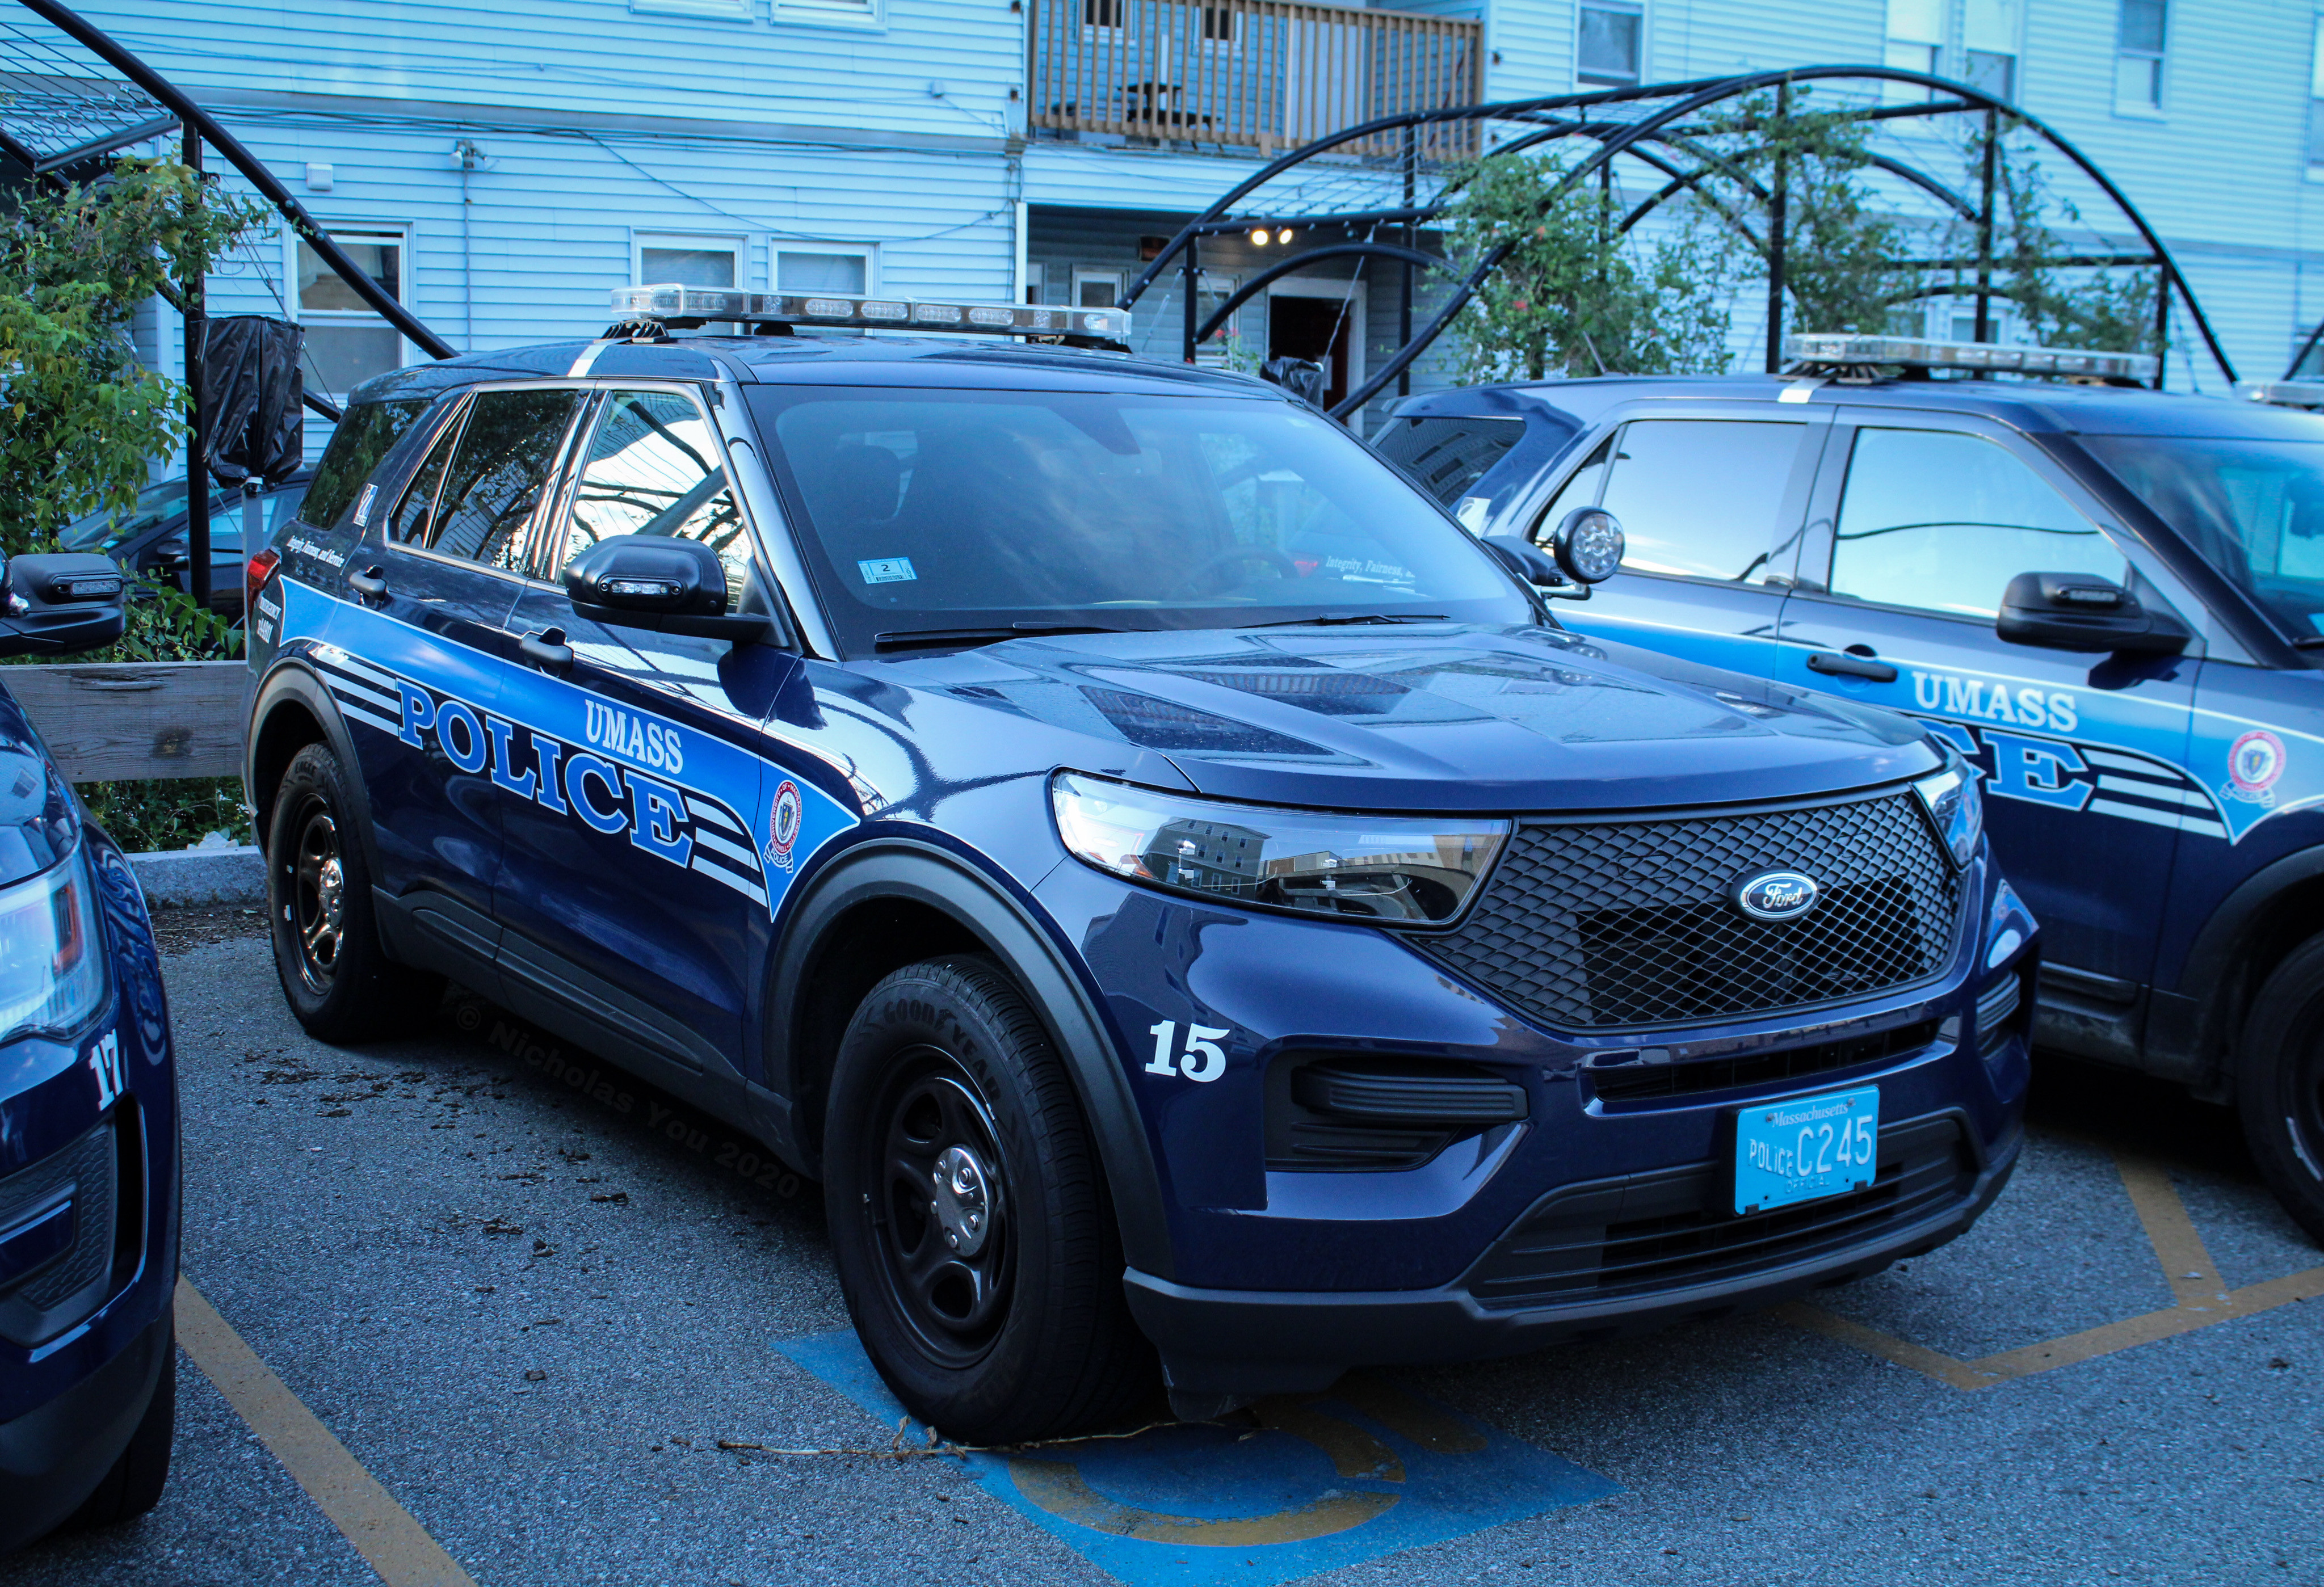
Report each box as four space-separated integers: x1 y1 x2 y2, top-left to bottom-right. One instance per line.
2233 381 2324 411
1783 332 2158 384
610 284 1130 347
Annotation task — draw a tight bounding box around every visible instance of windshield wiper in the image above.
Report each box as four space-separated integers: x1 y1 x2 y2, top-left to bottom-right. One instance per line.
873 622 1128 653
1241 613 1449 629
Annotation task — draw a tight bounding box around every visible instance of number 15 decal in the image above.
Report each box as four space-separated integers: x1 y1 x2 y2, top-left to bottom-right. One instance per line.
1147 1020 1230 1083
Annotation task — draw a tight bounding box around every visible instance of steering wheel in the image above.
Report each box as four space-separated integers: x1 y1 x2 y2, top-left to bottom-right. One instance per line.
1170 544 1300 598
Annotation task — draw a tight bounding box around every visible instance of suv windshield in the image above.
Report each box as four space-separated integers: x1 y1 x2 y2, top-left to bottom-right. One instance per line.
2085 435 2324 641
747 388 1527 651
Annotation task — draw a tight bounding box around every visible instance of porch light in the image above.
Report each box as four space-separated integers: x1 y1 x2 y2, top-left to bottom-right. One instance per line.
1250 228 1270 246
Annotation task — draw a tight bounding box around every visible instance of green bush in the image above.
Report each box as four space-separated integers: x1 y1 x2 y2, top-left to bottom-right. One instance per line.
80 775 251 853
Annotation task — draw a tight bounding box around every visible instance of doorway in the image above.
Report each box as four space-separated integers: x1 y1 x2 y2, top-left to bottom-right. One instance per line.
1267 279 1366 409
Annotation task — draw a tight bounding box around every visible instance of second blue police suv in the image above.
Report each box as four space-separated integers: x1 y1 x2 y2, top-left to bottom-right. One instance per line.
0 555 179 1552
243 289 2032 1438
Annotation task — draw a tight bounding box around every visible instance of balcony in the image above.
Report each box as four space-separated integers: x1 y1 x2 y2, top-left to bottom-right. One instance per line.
1029 0 1484 161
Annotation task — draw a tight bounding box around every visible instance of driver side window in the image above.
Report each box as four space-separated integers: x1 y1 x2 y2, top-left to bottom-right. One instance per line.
1828 428 2127 618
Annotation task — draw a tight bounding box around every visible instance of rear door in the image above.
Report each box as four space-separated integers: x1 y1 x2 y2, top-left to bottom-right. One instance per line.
1774 409 2209 994
1533 405 1827 680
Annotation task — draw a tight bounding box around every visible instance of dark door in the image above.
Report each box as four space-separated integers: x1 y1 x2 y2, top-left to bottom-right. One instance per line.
1268 293 1357 409
327 386 582 920
499 385 791 1079
1774 412 2204 988
1545 411 1826 681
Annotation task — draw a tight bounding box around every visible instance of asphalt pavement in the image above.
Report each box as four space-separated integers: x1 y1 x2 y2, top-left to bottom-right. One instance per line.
3 923 2319 1587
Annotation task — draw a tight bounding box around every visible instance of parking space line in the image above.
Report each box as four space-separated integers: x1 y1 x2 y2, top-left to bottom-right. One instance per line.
1779 1150 2324 1390
175 1278 481 1587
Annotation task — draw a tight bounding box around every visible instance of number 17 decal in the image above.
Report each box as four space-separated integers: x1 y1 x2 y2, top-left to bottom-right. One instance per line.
1146 1020 1230 1083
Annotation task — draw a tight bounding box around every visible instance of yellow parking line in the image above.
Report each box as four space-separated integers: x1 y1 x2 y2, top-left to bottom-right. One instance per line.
175 1278 481 1587
1781 1151 2324 1389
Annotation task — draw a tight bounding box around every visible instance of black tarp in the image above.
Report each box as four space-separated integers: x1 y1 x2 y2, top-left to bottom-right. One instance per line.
198 314 304 486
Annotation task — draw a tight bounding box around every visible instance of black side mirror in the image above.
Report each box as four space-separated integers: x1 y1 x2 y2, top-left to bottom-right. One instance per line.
1996 572 2189 655
0 554 128 658
565 534 772 643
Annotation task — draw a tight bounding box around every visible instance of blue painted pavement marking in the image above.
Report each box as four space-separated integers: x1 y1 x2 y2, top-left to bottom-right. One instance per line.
776 1329 1618 1586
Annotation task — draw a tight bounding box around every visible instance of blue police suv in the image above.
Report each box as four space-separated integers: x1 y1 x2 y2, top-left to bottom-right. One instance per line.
1377 333 2324 1247
0 555 179 1551
242 291 2032 1438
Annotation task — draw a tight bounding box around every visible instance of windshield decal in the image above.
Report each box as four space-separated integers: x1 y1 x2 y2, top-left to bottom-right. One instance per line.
857 557 918 584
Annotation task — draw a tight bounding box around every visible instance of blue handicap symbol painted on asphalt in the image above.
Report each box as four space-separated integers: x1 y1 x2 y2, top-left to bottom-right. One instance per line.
776 1330 1619 1586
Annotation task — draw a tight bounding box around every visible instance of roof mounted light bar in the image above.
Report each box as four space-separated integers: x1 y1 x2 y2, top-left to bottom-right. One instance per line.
608 284 1131 350
2234 381 2324 411
1783 332 2158 385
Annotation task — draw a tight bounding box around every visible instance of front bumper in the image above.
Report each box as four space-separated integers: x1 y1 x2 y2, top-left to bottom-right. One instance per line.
0 1304 170 1552
1127 1118 2020 1396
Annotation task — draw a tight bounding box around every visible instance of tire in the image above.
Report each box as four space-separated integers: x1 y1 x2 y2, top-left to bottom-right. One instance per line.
2238 933 2324 1248
267 743 442 1043
62 1317 175 1531
823 954 1153 1442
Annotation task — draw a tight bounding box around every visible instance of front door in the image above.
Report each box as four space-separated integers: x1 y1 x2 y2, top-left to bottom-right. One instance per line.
1774 412 2207 991
499 385 794 1079
1544 410 1826 682
328 386 582 919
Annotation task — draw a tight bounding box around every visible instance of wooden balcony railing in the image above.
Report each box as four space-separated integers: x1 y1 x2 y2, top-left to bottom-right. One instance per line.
1029 0 1484 161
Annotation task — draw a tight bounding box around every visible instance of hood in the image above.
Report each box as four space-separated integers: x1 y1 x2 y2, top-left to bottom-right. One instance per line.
0 683 80 887
868 623 1940 814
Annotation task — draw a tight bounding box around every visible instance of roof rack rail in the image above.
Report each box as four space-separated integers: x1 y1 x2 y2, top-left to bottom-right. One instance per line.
1782 332 2157 385
2234 380 2324 411
606 284 1132 351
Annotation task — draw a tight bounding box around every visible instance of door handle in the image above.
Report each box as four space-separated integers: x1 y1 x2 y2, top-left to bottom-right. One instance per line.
519 627 574 676
347 566 389 604
1805 649 1899 683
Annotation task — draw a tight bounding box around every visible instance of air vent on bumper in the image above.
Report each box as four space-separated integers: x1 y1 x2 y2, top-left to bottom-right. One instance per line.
1266 1054 1527 1172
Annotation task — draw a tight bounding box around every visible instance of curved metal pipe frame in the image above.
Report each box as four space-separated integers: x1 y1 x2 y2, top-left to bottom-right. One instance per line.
1191 241 1445 347
1116 64 2233 419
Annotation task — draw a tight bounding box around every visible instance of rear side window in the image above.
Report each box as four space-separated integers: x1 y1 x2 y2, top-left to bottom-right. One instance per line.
300 398 429 530
427 389 581 571
1372 415 1525 507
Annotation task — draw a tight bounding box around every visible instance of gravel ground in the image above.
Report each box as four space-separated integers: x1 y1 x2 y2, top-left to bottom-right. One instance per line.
4 934 2319 1587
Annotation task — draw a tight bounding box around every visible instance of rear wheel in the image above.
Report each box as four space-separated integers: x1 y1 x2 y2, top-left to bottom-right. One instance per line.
823 955 1152 1442
267 743 441 1043
2238 934 2324 1247
63 1313 174 1530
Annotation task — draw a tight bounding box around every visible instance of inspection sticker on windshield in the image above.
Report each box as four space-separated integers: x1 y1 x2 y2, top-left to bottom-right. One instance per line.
857 556 918 584
1734 1084 1878 1215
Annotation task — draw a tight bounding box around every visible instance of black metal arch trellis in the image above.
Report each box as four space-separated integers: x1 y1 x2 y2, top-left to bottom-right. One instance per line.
1120 65 2234 423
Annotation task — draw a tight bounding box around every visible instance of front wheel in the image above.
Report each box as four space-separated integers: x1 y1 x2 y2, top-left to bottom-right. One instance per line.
2238 934 2324 1247
823 955 1152 1442
267 743 441 1043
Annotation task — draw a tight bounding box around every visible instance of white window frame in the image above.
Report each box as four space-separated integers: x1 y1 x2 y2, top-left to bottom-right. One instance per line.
772 242 877 297
2307 10 2324 172
631 0 751 17
773 0 884 33
282 221 415 398
632 230 750 291
2113 0 2168 117
1881 0 1945 102
1575 0 1644 88
1073 267 1125 310
1268 275 1368 391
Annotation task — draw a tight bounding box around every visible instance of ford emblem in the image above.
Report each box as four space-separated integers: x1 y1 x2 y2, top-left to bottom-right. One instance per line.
1733 869 1820 922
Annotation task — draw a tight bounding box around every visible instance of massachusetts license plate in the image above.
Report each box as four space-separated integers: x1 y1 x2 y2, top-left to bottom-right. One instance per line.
1733 1084 1880 1215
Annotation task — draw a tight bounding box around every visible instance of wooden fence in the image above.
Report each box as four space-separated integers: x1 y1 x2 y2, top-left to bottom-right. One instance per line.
7 662 245 783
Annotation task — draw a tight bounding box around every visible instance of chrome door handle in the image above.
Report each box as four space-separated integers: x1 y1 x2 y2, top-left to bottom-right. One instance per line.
1805 649 1899 683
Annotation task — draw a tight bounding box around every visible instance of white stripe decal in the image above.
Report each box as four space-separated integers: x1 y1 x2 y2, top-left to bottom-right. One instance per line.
685 797 744 834
690 826 758 868
2095 776 2210 807
327 652 401 691
2082 748 2185 779
690 857 767 904
2090 797 2226 835
337 702 401 738
323 673 401 715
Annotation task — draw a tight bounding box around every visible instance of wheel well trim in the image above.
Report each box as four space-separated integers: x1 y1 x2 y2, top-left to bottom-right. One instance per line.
769 839 1174 1281
246 658 380 879
2165 843 2324 1085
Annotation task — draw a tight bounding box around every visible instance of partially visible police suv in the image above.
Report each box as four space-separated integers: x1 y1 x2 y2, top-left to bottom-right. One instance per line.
1378 333 2324 1244
244 294 2032 1438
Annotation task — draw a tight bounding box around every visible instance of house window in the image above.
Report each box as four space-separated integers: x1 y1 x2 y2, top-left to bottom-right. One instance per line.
772 0 879 28
634 233 744 288
2116 0 2166 112
1074 268 1123 310
1964 49 2013 99
1577 1 1642 87
295 229 408 401
1882 0 1943 99
2309 16 2324 167
1023 263 1047 306
1200 6 1239 44
630 0 751 16
1961 0 2018 99
1084 0 1121 27
775 247 872 295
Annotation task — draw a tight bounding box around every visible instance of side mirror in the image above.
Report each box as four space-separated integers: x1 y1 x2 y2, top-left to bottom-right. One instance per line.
1996 572 2189 655
1481 536 1568 588
564 534 771 643
0 554 128 658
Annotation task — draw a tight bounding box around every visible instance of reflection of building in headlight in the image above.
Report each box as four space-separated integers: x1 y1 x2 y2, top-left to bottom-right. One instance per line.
1142 818 1270 892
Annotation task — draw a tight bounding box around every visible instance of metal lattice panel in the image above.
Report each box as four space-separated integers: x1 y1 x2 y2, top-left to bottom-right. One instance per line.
1413 790 1962 1032
0 10 170 172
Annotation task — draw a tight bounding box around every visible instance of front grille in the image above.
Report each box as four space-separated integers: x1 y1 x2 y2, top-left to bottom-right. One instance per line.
0 1114 119 1345
1411 790 1962 1032
1464 1114 1971 1309
1586 1019 1941 1104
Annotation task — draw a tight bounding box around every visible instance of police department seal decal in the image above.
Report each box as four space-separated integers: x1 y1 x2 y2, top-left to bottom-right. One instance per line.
2224 729 2286 807
767 779 804 870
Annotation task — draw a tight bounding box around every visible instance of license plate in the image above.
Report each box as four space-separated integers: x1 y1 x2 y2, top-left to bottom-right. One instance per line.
1733 1084 1880 1215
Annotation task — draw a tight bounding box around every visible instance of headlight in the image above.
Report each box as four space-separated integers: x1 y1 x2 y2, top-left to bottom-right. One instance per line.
0 849 105 1046
1050 772 1510 925
1913 748 1985 869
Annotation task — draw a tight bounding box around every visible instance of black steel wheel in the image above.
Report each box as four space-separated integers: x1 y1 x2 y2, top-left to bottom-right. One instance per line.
823 954 1152 1442
266 743 441 1043
2240 933 2324 1248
